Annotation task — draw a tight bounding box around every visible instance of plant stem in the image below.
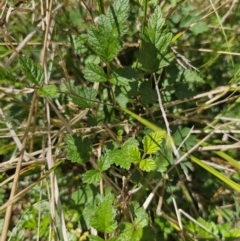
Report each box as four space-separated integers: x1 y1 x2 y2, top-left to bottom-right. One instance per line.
98 0 105 14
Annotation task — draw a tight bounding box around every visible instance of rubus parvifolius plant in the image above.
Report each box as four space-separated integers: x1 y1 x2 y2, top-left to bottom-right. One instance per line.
1 0 240 240
63 0 240 240
64 0 176 240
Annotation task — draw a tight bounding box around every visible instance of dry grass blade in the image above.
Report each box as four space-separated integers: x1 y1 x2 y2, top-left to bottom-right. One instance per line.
0 161 61 212
4 3 63 67
0 91 38 241
41 1 68 239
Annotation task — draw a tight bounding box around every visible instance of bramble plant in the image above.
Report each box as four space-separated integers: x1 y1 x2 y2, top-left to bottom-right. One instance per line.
0 0 240 241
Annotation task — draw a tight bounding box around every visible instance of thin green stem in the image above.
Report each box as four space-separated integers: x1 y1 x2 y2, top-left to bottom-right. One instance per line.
141 0 148 34
98 0 105 14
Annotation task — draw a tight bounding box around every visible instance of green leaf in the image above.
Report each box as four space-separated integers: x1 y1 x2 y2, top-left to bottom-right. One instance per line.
143 131 164 154
173 127 197 150
108 0 129 35
184 69 204 84
137 41 173 73
118 225 156 241
141 226 157 241
98 155 113 171
19 55 43 86
139 81 158 105
117 223 143 241
155 157 169 173
89 236 105 241
146 7 165 42
108 238 118 241
128 146 141 164
88 28 121 63
71 85 97 108
66 134 82 163
110 67 137 86
67 7 83 27
87 0 129 62
83 204 96 228
191 21 209 35
116 93 129 108
65 134 92 163
139 159 156 172
117 129 124 136
136 7 174 72
145 7 173 53
0 66 17 83
131 202 149 228
90 193 117 233
8 95 30 117
107 148 132 170
122 137 139 148
83 63 107 83
136 42 160 73
107 137 140 169
82 170 102 184
71 184 98 205
37 85 59 98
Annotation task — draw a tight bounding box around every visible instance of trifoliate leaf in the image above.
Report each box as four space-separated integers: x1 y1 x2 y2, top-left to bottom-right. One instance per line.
139 159 156 172
19 55 43 86
90 193 117 233
143 131 164 154
37 85 59 98
82 170 102 184
107 137 140 169
66 134 92 163
83 63 107 82
71 85 97 108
